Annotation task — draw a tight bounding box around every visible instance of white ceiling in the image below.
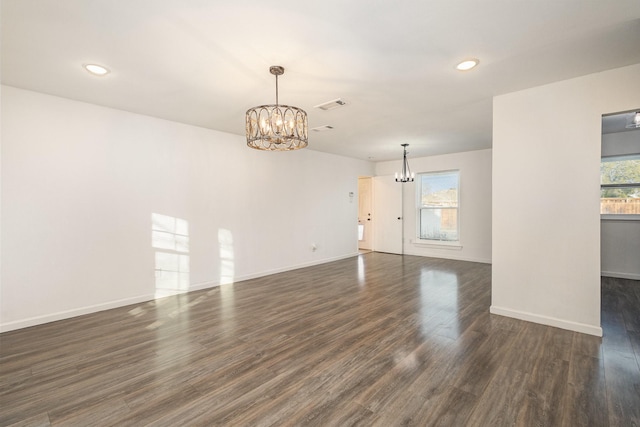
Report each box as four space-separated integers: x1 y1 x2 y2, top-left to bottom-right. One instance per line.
2 0 640 161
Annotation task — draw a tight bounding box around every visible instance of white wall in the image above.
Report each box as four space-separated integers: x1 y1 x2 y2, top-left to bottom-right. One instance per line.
601 220 640 280
376 149 492 263
0 86 373 331
492 63 640 337
600 129 640 280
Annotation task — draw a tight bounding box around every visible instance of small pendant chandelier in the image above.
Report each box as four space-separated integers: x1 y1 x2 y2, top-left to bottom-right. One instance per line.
626 111 640 129
396 143 415 182
246 66 308 151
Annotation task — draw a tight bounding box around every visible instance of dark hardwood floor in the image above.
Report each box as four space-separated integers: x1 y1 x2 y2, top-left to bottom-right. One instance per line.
1 253 639 426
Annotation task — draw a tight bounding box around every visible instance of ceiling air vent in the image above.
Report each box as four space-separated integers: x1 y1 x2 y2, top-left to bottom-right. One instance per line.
314 98 347 111
311 125 334 132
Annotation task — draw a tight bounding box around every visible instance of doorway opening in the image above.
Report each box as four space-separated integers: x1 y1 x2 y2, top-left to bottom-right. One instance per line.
358 177 373 253
600 109 640 281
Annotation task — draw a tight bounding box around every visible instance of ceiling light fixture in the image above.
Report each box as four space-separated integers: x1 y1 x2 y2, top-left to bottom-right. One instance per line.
246 66 308 151
395 144 414 183
314 98 346 111
311 125 334 132
626 111 640 129
83 63 110 76
456 59 479 71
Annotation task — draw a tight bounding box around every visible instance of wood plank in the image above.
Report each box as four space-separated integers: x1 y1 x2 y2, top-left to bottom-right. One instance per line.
561 353 607 426
464 365 529 427
1 253 638 425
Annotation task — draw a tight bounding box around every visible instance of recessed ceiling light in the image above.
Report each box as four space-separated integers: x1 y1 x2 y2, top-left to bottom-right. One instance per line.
456 59 479 71
83 63 110 76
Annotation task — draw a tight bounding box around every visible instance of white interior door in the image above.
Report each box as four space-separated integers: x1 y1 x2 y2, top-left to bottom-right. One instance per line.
373 175 403 254
358 177 373 250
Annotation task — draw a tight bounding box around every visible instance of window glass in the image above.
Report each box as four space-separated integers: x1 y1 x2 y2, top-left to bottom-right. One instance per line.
418 171 459 241
600 155 640 215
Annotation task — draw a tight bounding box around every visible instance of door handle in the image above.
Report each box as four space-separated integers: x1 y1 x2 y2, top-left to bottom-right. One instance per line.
397 217 402 220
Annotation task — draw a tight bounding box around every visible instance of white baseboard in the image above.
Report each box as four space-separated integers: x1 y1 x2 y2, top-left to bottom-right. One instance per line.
490 305 602 337
223 252 361 284
1 252 360 333
601 271 640 281
403 249 491 264
0 294 154 333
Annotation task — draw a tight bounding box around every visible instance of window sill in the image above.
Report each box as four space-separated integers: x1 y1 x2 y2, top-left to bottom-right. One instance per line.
411 239 462 250
601 214 640 221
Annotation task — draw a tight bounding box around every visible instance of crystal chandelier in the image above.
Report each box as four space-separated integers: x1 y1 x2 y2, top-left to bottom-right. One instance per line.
246 66 308 151
395 144 414 182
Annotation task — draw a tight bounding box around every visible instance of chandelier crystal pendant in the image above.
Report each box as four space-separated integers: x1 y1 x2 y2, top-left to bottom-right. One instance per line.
246 66 308 151
395 143 415 182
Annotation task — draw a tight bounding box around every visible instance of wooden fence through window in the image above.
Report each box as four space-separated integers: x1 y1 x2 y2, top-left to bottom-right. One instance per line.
601 198 640 215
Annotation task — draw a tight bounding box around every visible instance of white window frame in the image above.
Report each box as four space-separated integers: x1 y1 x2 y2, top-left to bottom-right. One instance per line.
415 170 461 246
